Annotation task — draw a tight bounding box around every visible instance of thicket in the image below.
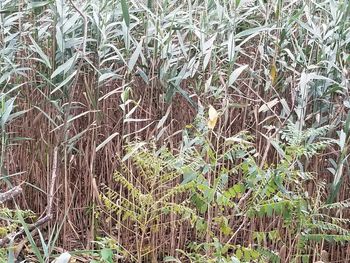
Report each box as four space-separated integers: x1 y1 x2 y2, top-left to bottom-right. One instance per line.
0 0 349 262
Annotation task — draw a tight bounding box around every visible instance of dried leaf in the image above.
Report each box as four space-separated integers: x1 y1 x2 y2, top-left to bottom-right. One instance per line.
208 105 218 129
258 98 279 113
270 63 277 85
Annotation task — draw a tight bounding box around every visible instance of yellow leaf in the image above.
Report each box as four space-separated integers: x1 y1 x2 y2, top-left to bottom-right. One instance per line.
270 63 277 85
208 105 218 129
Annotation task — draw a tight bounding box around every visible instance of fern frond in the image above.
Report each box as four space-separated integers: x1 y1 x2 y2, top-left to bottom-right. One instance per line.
307 220 349 235
301 233 350 243
319 199 350 210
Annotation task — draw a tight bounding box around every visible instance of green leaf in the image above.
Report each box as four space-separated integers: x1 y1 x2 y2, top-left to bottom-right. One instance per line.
128 38 143 72
235 25 269 39
227 187 237 198
243 248 252 262
17 211 44 262
251 249 260 259
343 111 350 135
220 223 232 236
192 194 208 214
101 248 113 262
121 0 130 27
98 72 118 83
228 32 235 62
50 70 77 94
1 97 15 128
28 1 50 9
122 142 146 162
29 35 51 69
164 256 181 263
55 0 64 17
51 54 78 79
266 204 273 217
301 255 309 263
56 25 64 53
182 166 197 184
233 184 245 194
229 65 248 86
236 248 243 260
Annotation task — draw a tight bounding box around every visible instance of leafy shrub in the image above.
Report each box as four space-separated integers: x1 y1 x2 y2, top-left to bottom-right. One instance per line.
100 105 350 262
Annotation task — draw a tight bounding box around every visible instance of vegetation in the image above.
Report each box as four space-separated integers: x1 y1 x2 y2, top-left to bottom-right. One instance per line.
0 0 349 262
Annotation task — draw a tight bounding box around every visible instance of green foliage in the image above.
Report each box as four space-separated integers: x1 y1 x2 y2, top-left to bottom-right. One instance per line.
0 208 36 261
278 122 333 159
164 239 268 263
99 103 350 262
100 143 199 262
163 107 349 262
90 237 125 263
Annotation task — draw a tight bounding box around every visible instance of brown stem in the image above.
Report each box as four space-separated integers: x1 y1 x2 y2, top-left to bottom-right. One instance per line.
0 147 58 248
0 186 22 204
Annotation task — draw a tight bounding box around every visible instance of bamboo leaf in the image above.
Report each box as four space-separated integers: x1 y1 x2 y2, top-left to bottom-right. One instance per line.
228 32 235 62
96 132 120 152
157 106 171 129
128 39 143 72
229 65 248 86
122 142 146 162
50 70 77 94
235 25 269 39
259 98 279 113
51 54 78 79
29 35 51 69
1 97 15 128
121 0 130 27
98 72 118 83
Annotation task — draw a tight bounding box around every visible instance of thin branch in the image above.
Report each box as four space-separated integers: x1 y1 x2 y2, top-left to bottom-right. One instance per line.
47 146 58 217
0 186 22 204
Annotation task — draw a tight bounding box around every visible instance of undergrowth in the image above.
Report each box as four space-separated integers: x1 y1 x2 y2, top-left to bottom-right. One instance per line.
98 107 350 262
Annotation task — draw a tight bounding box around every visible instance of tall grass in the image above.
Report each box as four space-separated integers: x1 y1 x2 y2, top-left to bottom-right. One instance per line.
0 0 349 261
